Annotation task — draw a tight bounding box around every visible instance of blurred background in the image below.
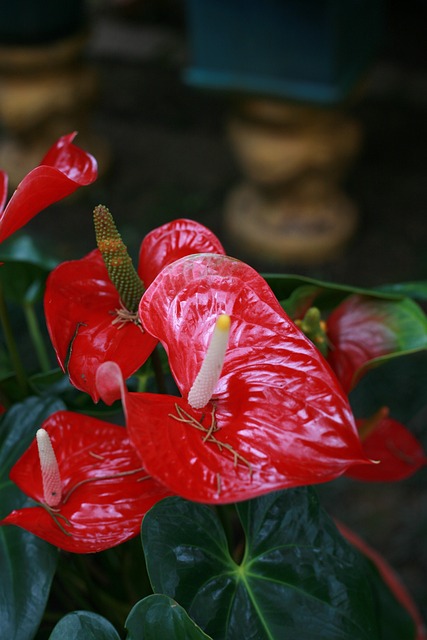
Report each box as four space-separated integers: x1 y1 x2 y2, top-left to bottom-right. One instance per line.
0 0 426 626
0 0 426 285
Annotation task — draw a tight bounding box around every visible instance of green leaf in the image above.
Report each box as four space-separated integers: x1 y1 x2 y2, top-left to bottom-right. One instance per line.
142 489 414 640
368 560 418 640
377 281 427 300
0 234 58 269
0 260 48 304
262 273 401 317
0 235 57 304
28 368 72 396
350 350 427 425
125 595 212 640
48 611 121 640
0 396 64 640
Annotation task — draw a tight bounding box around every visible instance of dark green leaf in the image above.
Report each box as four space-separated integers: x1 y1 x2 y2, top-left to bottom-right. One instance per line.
368 560 417 640
48 611 121 640
377 281 427 300
0 396 65 479
350 350 427 427
0 235 57 304
142 489 414 640
0 234 58 269
0 261 48 304
28 368 74 397
125 595 212 640
263 273 402 317
0 396 64 640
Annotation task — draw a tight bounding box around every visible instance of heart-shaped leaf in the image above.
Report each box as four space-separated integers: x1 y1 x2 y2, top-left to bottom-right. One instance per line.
0 397 63 640
142 489 415 640
125 595 212 639
48 611 121 640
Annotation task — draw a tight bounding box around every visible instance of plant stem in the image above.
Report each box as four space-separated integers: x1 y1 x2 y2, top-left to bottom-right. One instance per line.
0 281 28 394
23 302 51 373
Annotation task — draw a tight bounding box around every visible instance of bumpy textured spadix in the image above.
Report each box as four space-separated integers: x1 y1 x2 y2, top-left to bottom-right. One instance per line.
94 204 144 312
188 314 231 409
36 428 62 508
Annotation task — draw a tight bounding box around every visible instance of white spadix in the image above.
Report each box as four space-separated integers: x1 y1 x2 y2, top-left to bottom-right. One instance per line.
36 428 62 508
187 314 231 409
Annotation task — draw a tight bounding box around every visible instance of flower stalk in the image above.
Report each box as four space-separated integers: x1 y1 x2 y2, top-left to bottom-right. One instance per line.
23 302 51 373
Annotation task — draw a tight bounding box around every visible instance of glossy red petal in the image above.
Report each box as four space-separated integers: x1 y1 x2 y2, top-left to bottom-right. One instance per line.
326 294 422 393
39 132 97 182
45 250 157 402
126 391 367 504
139 254 358 402
347 416 427 481
0 133 97 243
137 218 225 287
134 254 370 503
0 411 171 553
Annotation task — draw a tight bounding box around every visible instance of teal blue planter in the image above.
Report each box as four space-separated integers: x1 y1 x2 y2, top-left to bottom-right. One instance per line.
185 0 384 104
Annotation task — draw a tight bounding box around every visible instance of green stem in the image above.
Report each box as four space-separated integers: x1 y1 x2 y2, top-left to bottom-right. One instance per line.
23 302 51 373
0 281 28 394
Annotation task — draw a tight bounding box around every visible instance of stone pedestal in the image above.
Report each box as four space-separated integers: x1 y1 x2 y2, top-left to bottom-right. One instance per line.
225 98 362 265
0 30 109 187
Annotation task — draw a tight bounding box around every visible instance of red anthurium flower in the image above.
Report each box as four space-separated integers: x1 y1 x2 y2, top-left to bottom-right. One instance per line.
0 132 97 244
98 254 371 504
45 248 158 403
0 410 171 553
44 217 225 402
346 408 427 482
326 294 427 393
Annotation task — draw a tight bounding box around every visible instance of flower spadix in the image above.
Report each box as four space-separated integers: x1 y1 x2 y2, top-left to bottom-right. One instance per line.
94 204 144 314
188 314 231 409
97 254 372 504
36 428 62 509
